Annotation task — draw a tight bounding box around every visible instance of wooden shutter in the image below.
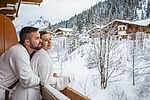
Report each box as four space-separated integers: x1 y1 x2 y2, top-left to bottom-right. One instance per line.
0 14 18 56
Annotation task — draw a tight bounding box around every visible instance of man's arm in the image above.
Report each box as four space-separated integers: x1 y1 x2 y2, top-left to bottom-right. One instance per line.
10 51 40 89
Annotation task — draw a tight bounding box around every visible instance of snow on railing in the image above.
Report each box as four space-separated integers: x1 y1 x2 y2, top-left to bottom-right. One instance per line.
44 85 70 100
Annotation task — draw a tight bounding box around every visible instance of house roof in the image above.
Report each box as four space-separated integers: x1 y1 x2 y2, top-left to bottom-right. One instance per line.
0 0 43 20
134 19 150 26
102 19 150 29
48 32 55 36
115 19 150 26
55 28 73 33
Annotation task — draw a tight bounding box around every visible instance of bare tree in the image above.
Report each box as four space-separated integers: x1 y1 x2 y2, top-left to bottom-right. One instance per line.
86 23 125 89
132 32 136 86
109 86 128 100
99 24 119 89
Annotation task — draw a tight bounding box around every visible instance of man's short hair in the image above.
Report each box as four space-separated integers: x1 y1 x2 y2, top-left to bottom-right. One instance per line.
19 26 39 44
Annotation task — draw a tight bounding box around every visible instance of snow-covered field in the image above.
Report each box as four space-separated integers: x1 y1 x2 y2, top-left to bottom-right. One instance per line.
48 36 150 100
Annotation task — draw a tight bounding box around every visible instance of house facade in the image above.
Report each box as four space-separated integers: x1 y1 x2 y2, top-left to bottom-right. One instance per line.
55 28 73 37
112 19 150 39
88 19 150 39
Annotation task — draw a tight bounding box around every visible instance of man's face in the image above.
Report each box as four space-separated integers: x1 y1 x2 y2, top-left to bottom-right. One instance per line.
29 31 42 50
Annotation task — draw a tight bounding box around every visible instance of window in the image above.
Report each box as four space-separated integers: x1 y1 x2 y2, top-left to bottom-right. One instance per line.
123 27 125 30
120 27 122 31
148 24 150 28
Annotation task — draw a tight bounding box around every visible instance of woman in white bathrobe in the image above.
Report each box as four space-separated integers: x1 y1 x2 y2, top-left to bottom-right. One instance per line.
11 31 70 100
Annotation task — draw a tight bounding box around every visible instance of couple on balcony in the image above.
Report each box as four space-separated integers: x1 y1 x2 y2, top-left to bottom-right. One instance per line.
0 26 70 100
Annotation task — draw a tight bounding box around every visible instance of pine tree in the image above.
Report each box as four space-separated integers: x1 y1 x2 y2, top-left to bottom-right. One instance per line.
146 1 150 18
44 22 53 32
134 9 139 20
141 10 145 20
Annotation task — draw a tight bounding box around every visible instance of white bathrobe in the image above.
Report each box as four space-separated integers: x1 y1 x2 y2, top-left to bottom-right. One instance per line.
31 48 69 90
0 44 40 100
11 48 69 100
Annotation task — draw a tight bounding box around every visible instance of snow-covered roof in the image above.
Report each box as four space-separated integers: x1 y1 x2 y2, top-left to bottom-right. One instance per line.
101 19 150 30
104 19 137 27
134 19 150 26
56 28 73 32
115 19 137 25
116 19 150 26
95 25 101 29
48 32 55 36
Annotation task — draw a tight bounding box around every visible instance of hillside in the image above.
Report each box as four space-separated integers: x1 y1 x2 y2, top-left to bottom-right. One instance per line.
52 0 150 33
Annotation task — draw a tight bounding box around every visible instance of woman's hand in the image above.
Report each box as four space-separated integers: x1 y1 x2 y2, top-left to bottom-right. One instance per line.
68 77 71 83
53 73 57 77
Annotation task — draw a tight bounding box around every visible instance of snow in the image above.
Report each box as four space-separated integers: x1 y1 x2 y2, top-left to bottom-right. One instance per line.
102 19 150 30
134 19 150 26
55 28 73 32
13 19 150 99
115 19 150 26
15 16 49 33
12 0 150 98
44 85 70 100
14 18 150 99
47 36 150 100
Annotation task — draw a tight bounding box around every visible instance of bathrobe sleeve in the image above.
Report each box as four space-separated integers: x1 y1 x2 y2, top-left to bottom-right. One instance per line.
10 45 40 89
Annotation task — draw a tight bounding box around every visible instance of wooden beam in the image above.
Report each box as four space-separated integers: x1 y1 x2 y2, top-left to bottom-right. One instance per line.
0 0 42 5
7 16 15 21
0 0 43 21
0 9 16 15
22 0 42 4
15 0 22 17
0 0 18 4
0 4 7 8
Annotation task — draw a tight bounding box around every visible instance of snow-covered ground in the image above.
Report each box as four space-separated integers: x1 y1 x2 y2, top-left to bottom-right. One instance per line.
47 36 150 100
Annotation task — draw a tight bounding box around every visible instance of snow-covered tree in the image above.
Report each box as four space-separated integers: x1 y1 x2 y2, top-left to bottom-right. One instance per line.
146 0 150 18
86 24 126 89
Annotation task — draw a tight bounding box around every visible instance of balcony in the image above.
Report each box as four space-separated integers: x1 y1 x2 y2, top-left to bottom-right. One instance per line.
42 85 90 100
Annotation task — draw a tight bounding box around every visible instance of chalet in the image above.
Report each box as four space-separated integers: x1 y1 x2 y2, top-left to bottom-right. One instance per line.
88 19 150 39
88 26 101 38
48 32 55 36
55 28 73 37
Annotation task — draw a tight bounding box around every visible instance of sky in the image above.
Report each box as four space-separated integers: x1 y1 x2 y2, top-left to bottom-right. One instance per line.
13 0 103 26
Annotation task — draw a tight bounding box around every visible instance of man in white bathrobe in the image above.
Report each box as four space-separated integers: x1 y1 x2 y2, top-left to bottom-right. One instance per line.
0 26 42 100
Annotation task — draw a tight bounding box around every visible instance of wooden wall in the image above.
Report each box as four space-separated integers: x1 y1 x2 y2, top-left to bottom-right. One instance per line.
0 14 18 56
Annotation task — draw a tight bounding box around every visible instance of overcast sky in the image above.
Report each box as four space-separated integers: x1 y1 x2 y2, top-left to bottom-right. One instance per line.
13 0 103 26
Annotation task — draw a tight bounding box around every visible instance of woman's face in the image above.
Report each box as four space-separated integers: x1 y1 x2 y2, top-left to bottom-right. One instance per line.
41 34 52 51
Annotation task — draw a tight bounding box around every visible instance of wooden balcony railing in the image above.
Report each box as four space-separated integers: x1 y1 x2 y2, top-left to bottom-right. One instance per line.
42 85 70 100
61 86 90 100
42 85 90 100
